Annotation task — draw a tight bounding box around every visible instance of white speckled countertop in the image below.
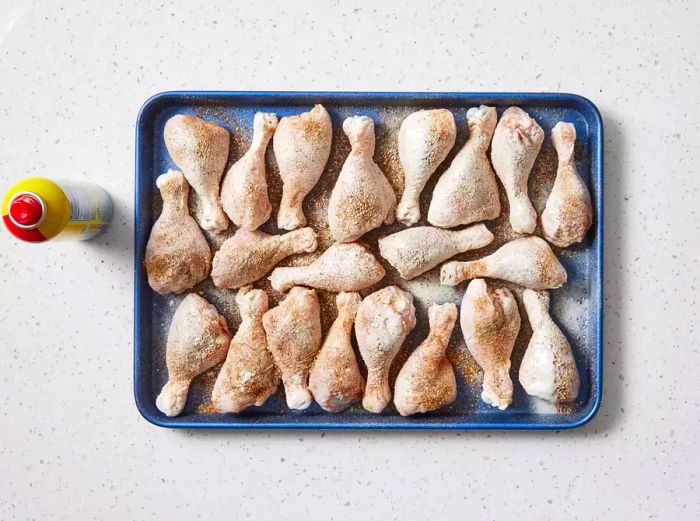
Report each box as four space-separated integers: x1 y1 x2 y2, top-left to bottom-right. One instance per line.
1 1 698 519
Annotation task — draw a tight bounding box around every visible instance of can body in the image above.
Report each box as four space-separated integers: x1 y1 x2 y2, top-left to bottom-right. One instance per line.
2 178 113 242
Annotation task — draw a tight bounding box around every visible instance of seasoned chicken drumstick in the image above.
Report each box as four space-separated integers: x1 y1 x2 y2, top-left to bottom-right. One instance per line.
262 287 322 410
211 227 317 289
145 171 211 294
490 107 544 234
328 116 397 242
356 286 416 413
541 122 593 247
396 109 456 225
441 236 567 289
156 294 231 417
428 106 501 228
273 104 332 230
212 288 279 413
220 112 278 230
269 242 385 293
164 114 230 233
308 292 365 413
460 279 520 410
394 303 458 416
519 290 580 403
378 224 494 280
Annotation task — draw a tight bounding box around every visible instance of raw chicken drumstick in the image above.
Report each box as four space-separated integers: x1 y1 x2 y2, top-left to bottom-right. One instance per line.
393 303 458 416
378 224 494 280
262 287 322 410
490 107 544 234
355 286 416 413
328 116 397 242
269 242 385 293
273 104 333 230
220 112 278 230
460 279 520 410
519 290 580 403
308 292 365 412
541 122 593 247
211 227 317 289
396 109 457 225
211 288 279 413
428 106 501 228
145 171 212 294
164 114 230 233
155 293 232 417
441 236 567 289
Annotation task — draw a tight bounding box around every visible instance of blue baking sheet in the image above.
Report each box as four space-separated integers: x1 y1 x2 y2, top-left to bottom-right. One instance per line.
134 91 603 429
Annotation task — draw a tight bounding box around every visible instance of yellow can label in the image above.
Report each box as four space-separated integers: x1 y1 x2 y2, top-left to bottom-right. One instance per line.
2 177 112 242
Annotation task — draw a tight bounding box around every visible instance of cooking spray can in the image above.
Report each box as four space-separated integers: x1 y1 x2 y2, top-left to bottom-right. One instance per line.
2 178 113 242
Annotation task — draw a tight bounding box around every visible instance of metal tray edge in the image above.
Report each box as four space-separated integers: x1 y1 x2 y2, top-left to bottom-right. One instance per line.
133 90 604 431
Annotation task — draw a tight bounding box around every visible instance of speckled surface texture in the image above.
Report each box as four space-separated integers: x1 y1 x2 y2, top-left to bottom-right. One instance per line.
1 0 698 519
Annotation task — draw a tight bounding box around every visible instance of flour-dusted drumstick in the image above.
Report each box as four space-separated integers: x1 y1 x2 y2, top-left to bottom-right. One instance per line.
308 292 365 413
220 112 278 230
156 294 231 416
212 288 279 413
164 115 230 233
428 106 500 228
490 107 544 234
396 109 456 225
273 105 332 230
356 286 416 413
211 227 317 289
460 279 520 410
394 303 458 416
519 289 580 403
328 116 397 242
145 171 211 294
441 236 567 289
262 287 322 410
378 224 493 280
541 122 593 247
270 242 385 292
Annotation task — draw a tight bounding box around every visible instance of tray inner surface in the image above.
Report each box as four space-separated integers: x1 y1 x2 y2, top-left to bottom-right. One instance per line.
135 93 601 428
